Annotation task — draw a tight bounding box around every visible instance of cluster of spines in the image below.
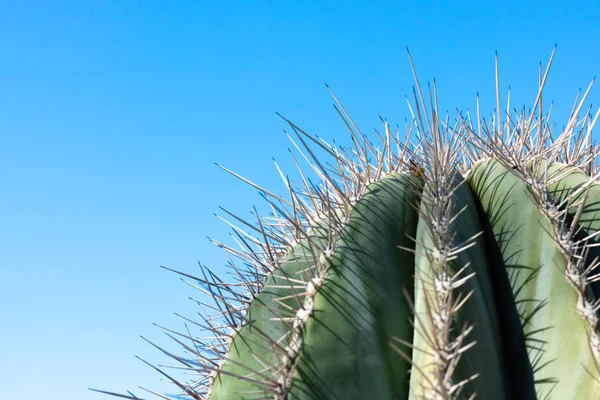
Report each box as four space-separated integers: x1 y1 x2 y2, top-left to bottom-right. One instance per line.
392 54 482 400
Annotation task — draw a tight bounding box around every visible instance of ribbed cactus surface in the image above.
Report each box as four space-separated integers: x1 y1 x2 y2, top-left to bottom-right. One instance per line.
95 52 600 400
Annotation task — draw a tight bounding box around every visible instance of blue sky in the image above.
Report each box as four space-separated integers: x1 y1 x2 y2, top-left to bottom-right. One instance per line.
1 1 599 399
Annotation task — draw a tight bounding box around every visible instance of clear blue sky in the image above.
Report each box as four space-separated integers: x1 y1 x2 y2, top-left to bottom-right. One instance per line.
1 1 599 399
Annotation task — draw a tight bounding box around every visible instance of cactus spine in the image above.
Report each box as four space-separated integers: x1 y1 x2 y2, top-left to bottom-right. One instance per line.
95 50 600 399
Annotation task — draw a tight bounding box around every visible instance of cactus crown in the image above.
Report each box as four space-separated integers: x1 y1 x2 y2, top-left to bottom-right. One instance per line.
93 48 600 400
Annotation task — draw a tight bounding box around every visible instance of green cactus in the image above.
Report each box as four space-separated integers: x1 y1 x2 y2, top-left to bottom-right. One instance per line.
93 50 600 399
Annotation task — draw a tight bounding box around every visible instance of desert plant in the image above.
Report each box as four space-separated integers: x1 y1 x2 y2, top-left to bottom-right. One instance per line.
93 49 600 399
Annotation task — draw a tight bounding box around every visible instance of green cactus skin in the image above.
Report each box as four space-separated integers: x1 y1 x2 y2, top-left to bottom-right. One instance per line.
210 173 422 399
286 173 421 400
94 53 600 400
468 159 598 399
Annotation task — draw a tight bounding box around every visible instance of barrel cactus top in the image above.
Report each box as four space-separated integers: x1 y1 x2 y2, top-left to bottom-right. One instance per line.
94 50 600 400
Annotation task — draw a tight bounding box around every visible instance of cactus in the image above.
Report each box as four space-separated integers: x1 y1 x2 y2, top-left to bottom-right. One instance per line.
93 50 600 399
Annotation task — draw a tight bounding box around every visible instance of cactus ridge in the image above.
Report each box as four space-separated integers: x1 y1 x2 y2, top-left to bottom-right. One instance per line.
94 49 600 400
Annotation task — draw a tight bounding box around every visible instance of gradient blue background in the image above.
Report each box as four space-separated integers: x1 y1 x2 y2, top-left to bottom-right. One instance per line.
1 1 599 399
